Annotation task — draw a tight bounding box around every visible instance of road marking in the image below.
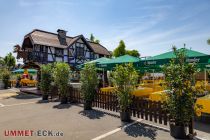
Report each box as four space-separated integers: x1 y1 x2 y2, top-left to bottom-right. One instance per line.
0 101 36 108
92 119 143 140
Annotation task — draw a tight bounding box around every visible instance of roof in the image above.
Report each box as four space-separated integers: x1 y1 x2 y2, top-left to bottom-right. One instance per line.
147 48 208 60
24 29 110 56
100 55 141 64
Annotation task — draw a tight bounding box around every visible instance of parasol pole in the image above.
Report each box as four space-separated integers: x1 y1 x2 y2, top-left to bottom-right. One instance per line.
204 68 207 90
153 69 155 91
103 68 105 87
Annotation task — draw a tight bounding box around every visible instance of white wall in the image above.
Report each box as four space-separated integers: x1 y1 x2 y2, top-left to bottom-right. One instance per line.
48 54 54 61
56 57 63 62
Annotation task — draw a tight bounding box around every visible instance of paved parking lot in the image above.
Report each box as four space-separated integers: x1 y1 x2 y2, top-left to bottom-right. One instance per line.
0 88 206 140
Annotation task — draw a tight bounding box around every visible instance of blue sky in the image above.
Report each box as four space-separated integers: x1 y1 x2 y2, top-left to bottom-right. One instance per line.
0 0 210 60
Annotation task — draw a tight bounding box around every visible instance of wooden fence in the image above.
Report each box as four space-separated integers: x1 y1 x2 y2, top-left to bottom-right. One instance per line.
68 88 169 125
49 87 194 134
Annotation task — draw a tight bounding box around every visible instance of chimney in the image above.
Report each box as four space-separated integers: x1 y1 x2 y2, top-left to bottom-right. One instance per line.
57 29 67 45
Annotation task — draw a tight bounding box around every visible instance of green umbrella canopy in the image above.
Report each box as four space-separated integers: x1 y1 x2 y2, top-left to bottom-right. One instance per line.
139 48 210 72
76 57 111 69
12 69 37 74
147 48 207 60
100 55 140 64
98 55 141 70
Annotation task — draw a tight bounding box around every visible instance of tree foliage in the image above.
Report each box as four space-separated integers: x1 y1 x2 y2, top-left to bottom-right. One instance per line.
113 40 126 57
0 57 5 67
126 50 140 57
4 52 16 70
113 40 140 57
163 47 197 125
111 63 138 112
80 63 98 102
207 39 210 45
53 62 70 97
40 64 53 95
90 34 95 42
90 34 100 44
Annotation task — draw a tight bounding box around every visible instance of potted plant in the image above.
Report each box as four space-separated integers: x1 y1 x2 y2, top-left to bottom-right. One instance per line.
163 47 197 139
53 62 70 104
2 69 11 89
112 63 138 122
40 64 53 101
80 63 98 110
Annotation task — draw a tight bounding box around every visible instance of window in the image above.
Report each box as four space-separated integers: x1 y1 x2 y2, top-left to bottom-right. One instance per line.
42 46 47 52
68 50 73 57
90 52 94 59
55 48 63 56
76 47 84 57
34 45 40 51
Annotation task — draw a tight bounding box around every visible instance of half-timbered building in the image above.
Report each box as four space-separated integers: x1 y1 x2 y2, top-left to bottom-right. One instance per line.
15 29 110 67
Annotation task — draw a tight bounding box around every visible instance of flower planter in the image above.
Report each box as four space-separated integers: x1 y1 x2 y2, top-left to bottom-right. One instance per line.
42 94 48 101
170 123 187 139
120 111 131 122
84 101 92 110
60 96 68 104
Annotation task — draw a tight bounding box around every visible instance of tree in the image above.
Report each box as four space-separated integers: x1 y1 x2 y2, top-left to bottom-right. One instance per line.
126 50 140 57
95 39 100 44
4 52 16 70
0 57 5 67
113 40 126 57
207 39 210 45
113 40 140 57
90 33 100 44
90 34 95 42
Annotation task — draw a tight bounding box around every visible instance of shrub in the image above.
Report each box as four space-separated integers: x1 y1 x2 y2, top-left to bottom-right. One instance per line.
40 64 53 95
2 69 11 89
112 63 138 112
80 63 98 102
163 47 197 125
53 62 70 97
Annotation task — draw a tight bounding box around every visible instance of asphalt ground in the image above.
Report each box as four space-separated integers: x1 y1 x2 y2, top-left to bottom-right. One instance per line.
0 88 208 140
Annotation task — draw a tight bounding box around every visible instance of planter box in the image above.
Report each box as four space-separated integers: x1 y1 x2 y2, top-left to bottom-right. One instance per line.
170 123 187 139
